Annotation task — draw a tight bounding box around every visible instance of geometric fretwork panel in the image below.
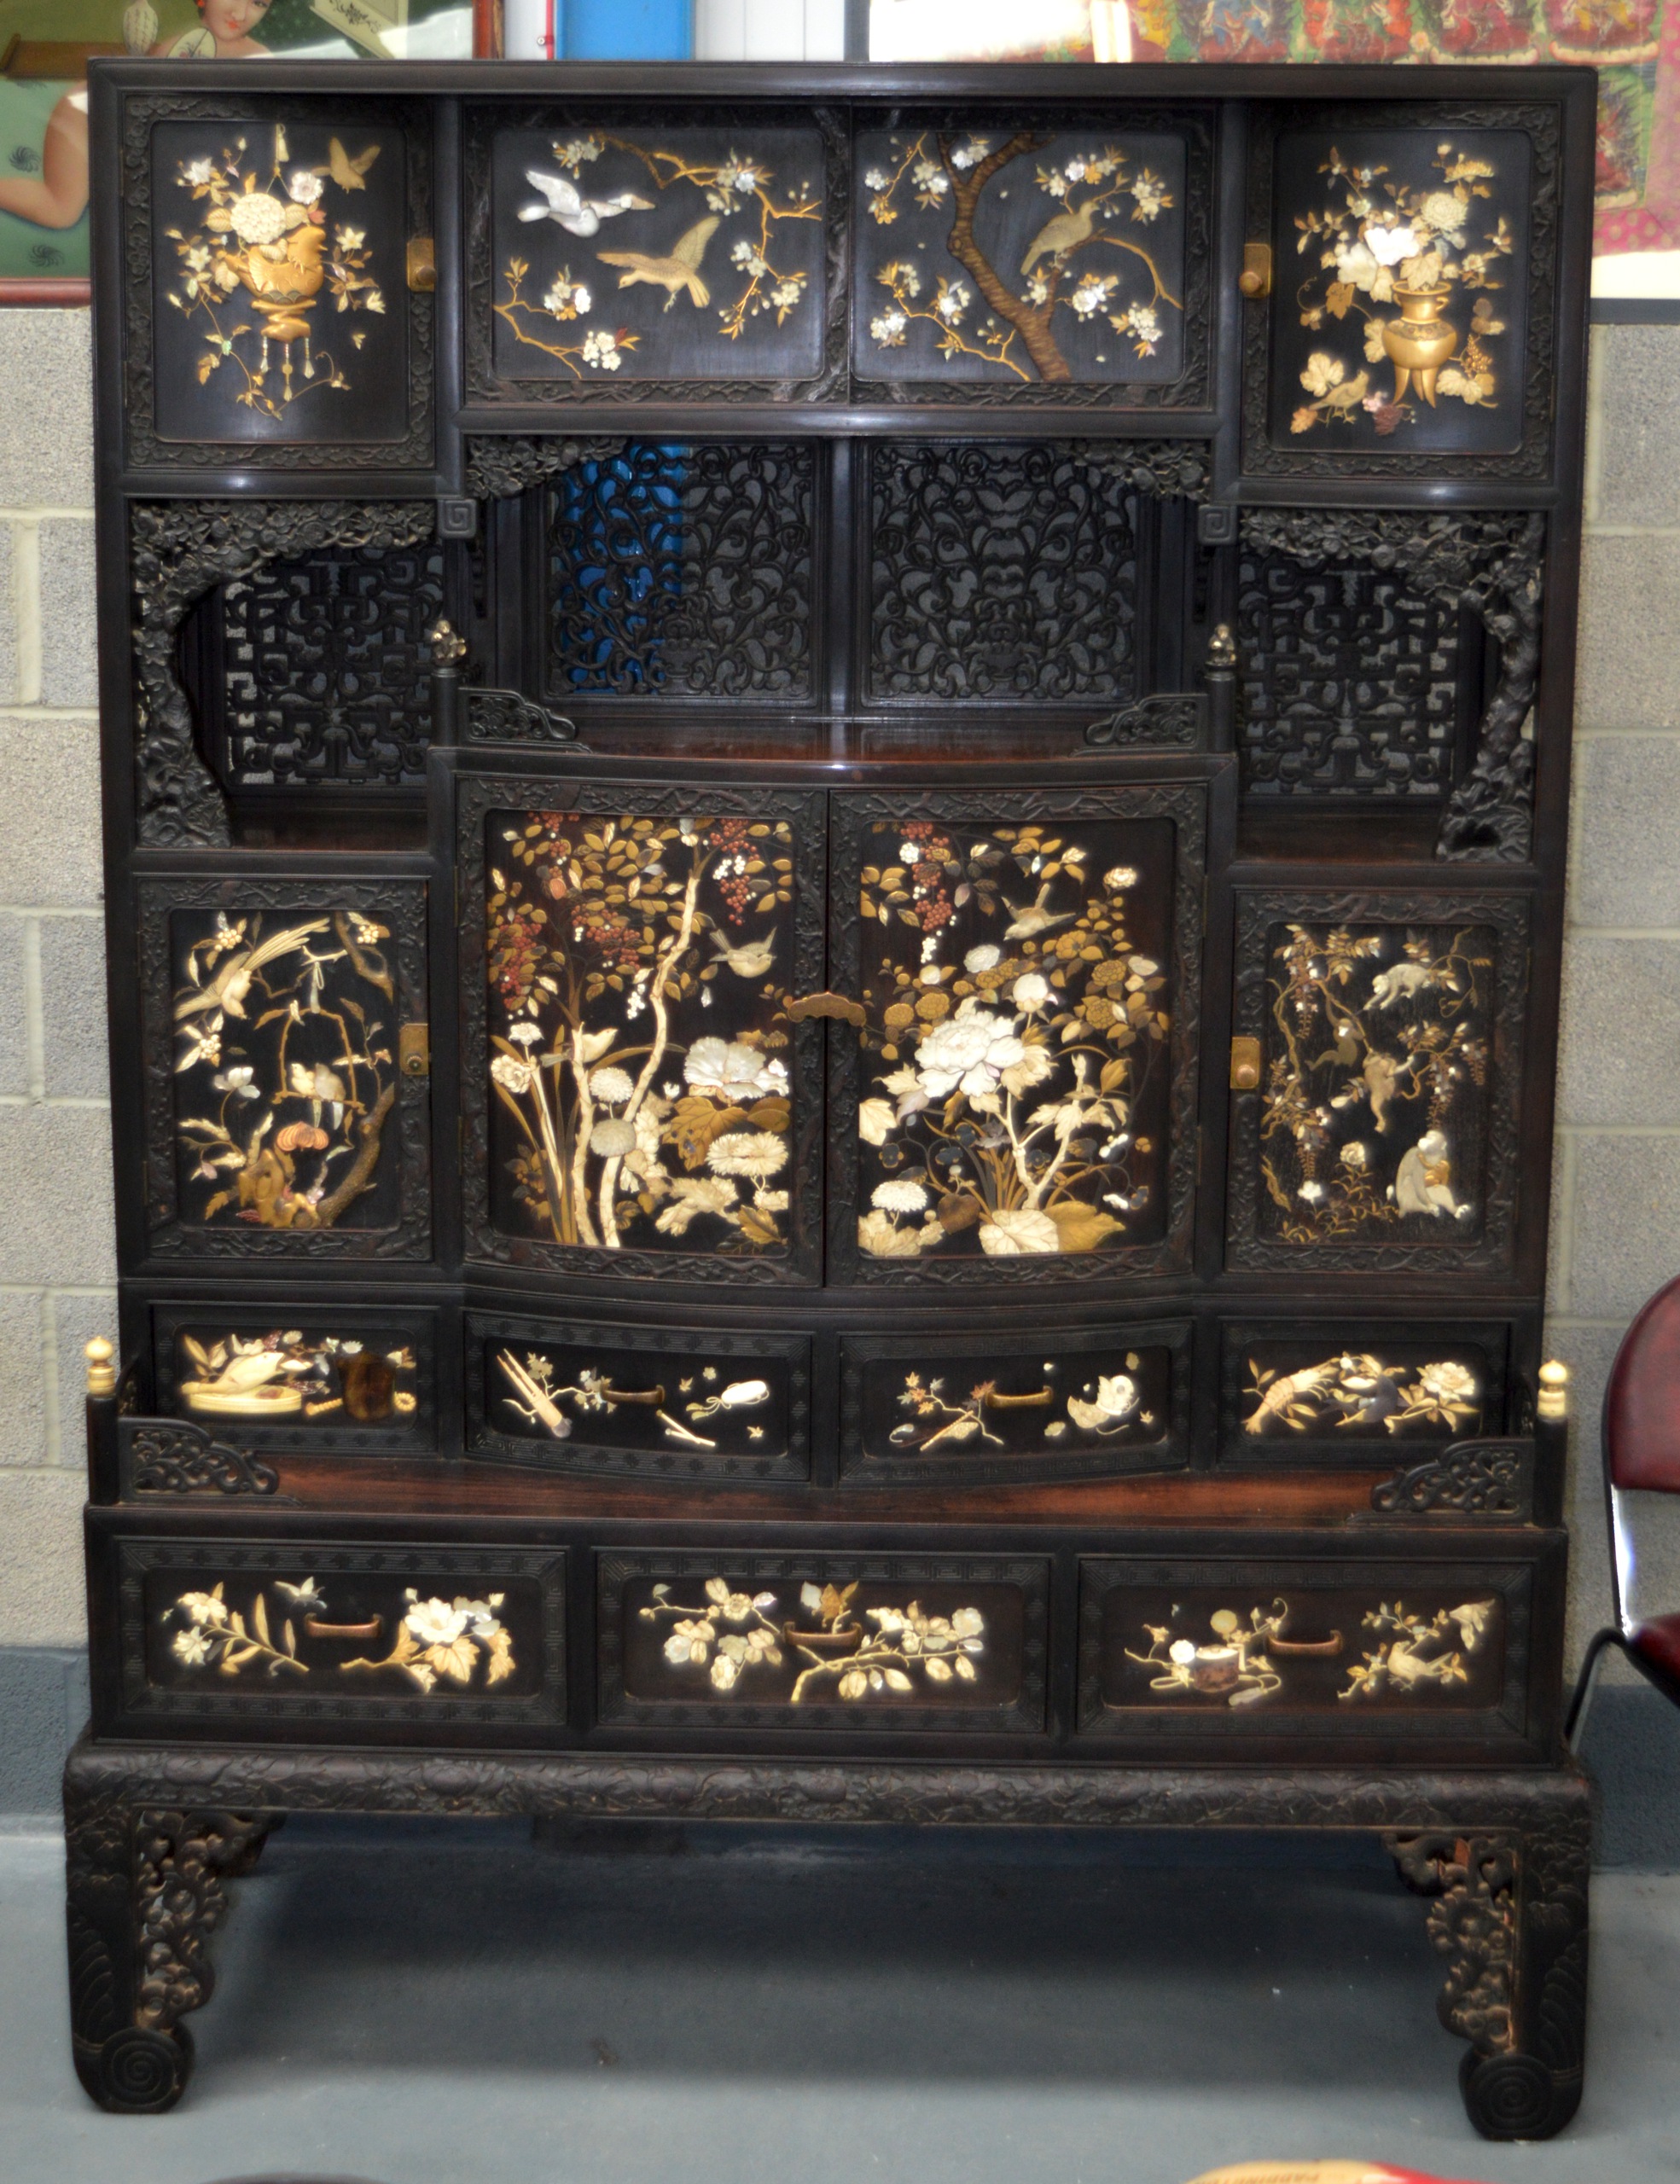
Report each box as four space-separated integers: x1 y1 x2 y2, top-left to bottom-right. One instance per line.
1236 551 1464 799
545 443 816 700
869 442 1140 704
218 543 445 789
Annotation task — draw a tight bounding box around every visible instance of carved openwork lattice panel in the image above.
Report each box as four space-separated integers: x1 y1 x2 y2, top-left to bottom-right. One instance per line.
210 542 445 792
137 877 431 1262
838 1323 1189 1488
150 1303 437 1455
1241 102 1561 484
136 105 431 466
852 126 1188 388
466 1313 811 1483
485 120 828 386
1077 1558 1533 1744
544 444 815 701
598 1551 1049 1732
114 1540 567 1731
868 443 1142 704
1218 1320 1513 1469
458 773 826 1288
828 785 1204 1287
1225 890 1530 1275
1236 549 1475 799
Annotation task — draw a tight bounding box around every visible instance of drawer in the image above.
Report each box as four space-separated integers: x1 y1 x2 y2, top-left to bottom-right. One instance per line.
597 1551 1049 1734
838 1323 1190 1487
102 1535 567 1743
1078 1554 1549 1753
466 1314 811 1483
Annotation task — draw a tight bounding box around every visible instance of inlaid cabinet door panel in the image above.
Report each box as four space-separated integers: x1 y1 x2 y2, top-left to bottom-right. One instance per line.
599 1551 1048 1733
150 1300 438 1456
1078 1556 1543 1752
849 111 1212 409
839 1322 1189 1488
105 1537 567 1741
828 784 1206 1288
1224 889 1530 1275
1218 1318 1514 1469
456 771 827 1287
137 877 432 1261
467 106 842 405
1242 104 1563 485
126 97 433 471
466 1313 811 1483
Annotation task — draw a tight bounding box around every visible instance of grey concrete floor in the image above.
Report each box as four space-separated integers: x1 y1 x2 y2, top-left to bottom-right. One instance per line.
0 1817 1675 2184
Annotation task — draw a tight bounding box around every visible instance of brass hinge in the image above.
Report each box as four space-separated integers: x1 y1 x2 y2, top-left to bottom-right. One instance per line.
1229 1035 1262 1090
1238 242 1272 299
407 237 437 293
399 1021 431 1078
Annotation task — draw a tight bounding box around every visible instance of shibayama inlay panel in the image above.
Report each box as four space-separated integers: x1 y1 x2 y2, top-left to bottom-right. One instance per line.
148 115 415 450
486 122 828 385
852 124 1192 392
1268 125 1533 459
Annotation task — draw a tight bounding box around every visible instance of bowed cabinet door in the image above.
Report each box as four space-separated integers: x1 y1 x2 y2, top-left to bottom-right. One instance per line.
825 781 1210 1289
455 768 828 1287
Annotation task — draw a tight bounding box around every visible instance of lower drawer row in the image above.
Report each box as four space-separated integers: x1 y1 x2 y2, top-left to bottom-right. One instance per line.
90 1524 1565 1759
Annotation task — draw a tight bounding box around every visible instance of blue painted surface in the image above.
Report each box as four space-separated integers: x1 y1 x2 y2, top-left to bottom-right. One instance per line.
562 0 692 58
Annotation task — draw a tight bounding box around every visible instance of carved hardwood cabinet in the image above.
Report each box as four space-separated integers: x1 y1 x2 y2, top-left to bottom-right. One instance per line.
70 58 1594 2135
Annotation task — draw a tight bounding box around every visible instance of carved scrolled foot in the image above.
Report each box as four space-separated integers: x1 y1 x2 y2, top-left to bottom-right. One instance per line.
65 1770 272 2114
1386 1814 1590 2142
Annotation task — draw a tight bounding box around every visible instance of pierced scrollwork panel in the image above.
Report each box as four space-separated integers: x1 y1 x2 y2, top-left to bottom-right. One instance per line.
138 877 431 1261
116 1541 567 1731
1225 890 1530 1275
1235 549 1470 799
828 785 1205 1288
120 1421 279 1499
868 442 1141 704
150 1304 436 1455
1218 1320 1513 1468
213 542 445 791
838 1323 1189 1489
598 1551 1049 1733
544 443 815 700
457 772 826 1288
1078 1558 1532 1743
466 1312 811 1483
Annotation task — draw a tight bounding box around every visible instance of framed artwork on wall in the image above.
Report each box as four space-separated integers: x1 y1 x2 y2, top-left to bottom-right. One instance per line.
0 0 472 299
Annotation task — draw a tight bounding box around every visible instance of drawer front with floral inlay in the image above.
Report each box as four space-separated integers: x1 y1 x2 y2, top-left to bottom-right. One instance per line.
1218 1319 1515 1468
1078 1556 1544 1750
466 1314 810 1482
599 1552 1049 1733
108 1540 566 1739
149 1302 438 1455
839 1323 1189 1487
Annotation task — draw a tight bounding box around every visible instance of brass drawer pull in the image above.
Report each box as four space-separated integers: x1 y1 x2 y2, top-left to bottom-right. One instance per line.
787 990 865 1026
304 1616 383 1641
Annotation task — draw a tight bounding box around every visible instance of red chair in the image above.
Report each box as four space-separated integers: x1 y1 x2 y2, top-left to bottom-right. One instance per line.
1566 1274 1680 1745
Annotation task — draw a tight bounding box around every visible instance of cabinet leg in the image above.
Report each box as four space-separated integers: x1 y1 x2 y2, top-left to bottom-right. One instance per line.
1386 1817 1590 2140
65 1773 273 2113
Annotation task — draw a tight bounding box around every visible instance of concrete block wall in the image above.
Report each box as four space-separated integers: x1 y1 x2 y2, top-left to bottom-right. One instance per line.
0 308 1676 1732
0 311 115 1658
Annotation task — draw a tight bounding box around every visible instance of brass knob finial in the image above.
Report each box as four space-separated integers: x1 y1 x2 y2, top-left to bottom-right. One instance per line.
84 1337 116 1398
1538 1358 1570 1422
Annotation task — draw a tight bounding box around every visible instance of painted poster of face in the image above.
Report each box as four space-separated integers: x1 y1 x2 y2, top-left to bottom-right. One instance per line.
0 0 471 293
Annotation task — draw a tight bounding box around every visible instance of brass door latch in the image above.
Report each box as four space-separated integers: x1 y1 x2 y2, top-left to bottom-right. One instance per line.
1229 1036 1262 1090
399 1022 431 1077
407 238 437 292
1238 242 1272 299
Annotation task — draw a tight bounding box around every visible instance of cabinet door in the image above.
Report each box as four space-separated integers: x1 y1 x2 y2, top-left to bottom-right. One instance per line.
457 771 827 1286
827 784 1206 1287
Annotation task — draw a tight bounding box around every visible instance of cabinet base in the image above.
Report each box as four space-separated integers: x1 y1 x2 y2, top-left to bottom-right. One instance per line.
63 1736 1590 2135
